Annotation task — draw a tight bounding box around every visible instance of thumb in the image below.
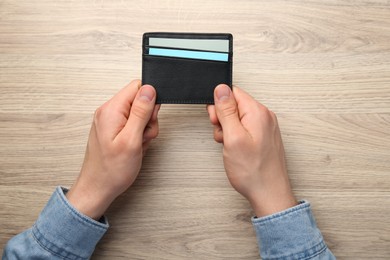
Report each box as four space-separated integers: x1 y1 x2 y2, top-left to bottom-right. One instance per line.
122 85 156 140
214 84 243 136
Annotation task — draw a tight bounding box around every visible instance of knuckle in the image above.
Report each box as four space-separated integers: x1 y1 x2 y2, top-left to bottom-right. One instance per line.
257 103 269 115
145 125 159 139
93 102 110 123
151 126 159 138
219 103 238 119
127 141 142 154
214 128 223 143
131 103 150 121
257 104 273 123
269 110 278 124
93 109 103 127
269 110 276 119
225 131 247 149
94 106 103 121
118 137 141 154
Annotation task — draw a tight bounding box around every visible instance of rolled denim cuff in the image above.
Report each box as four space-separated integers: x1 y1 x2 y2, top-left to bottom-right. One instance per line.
32 186 109 260
252 201 328 260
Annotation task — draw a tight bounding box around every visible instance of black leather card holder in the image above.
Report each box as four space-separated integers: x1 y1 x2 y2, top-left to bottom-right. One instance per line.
142 32 233 104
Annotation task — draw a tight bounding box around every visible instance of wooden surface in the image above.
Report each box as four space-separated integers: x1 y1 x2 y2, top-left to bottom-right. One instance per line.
1 0 389 259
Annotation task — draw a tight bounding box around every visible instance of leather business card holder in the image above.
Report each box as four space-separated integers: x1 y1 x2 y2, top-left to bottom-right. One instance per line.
142 32 233 104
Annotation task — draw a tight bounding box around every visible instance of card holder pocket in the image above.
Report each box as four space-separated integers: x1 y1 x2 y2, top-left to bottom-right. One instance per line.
142 54 232 104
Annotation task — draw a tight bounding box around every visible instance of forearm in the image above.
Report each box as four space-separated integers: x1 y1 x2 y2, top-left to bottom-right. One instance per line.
3 187 108 260
252 201 335 260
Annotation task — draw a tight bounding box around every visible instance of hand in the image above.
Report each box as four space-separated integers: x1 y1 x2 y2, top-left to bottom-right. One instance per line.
207 84 297 217
66 80 160 220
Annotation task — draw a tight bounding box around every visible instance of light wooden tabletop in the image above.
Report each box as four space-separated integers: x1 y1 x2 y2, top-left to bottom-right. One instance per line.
1 1 389 259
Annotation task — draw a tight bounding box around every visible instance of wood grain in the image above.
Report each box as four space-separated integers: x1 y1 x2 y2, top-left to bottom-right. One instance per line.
1 0 389 259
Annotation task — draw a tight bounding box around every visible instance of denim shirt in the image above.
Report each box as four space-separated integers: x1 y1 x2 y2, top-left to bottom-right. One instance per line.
3 187 335 259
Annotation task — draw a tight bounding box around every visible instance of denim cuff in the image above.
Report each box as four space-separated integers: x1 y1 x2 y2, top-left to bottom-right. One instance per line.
251 201 327 260
32 186 109 260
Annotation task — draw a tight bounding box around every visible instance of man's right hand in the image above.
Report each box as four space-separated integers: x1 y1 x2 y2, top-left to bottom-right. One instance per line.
66 80 159 220
207 85 297 217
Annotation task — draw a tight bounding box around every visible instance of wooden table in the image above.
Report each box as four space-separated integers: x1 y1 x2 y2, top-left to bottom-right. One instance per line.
1 1 389 259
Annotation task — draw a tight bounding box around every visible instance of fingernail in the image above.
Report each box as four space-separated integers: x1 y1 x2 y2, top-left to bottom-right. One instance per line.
139 86 155 102
216 85 231 102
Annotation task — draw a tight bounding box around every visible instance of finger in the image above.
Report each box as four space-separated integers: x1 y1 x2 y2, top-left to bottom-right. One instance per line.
207 104 223 142
214 125 223 143
233 86 263 119
151 104 161 122
213 84 244 137
233 86 274 138
117 85 156 142
94 80 141 140
109 80 141 117
206 105 219 125
143 118 159 142
143 104 160 142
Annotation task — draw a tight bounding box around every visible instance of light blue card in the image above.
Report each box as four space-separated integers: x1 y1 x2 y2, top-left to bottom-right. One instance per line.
149 47 228 62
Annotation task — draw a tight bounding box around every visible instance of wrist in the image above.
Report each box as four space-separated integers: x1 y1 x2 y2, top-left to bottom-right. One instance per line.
66 180 114 220
249 189 297 217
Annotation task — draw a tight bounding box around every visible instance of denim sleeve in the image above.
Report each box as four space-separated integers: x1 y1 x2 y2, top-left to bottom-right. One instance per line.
252 201 336 260
3 187 109 260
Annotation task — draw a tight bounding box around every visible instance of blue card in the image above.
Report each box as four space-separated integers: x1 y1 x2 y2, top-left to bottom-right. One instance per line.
148 47 229 62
